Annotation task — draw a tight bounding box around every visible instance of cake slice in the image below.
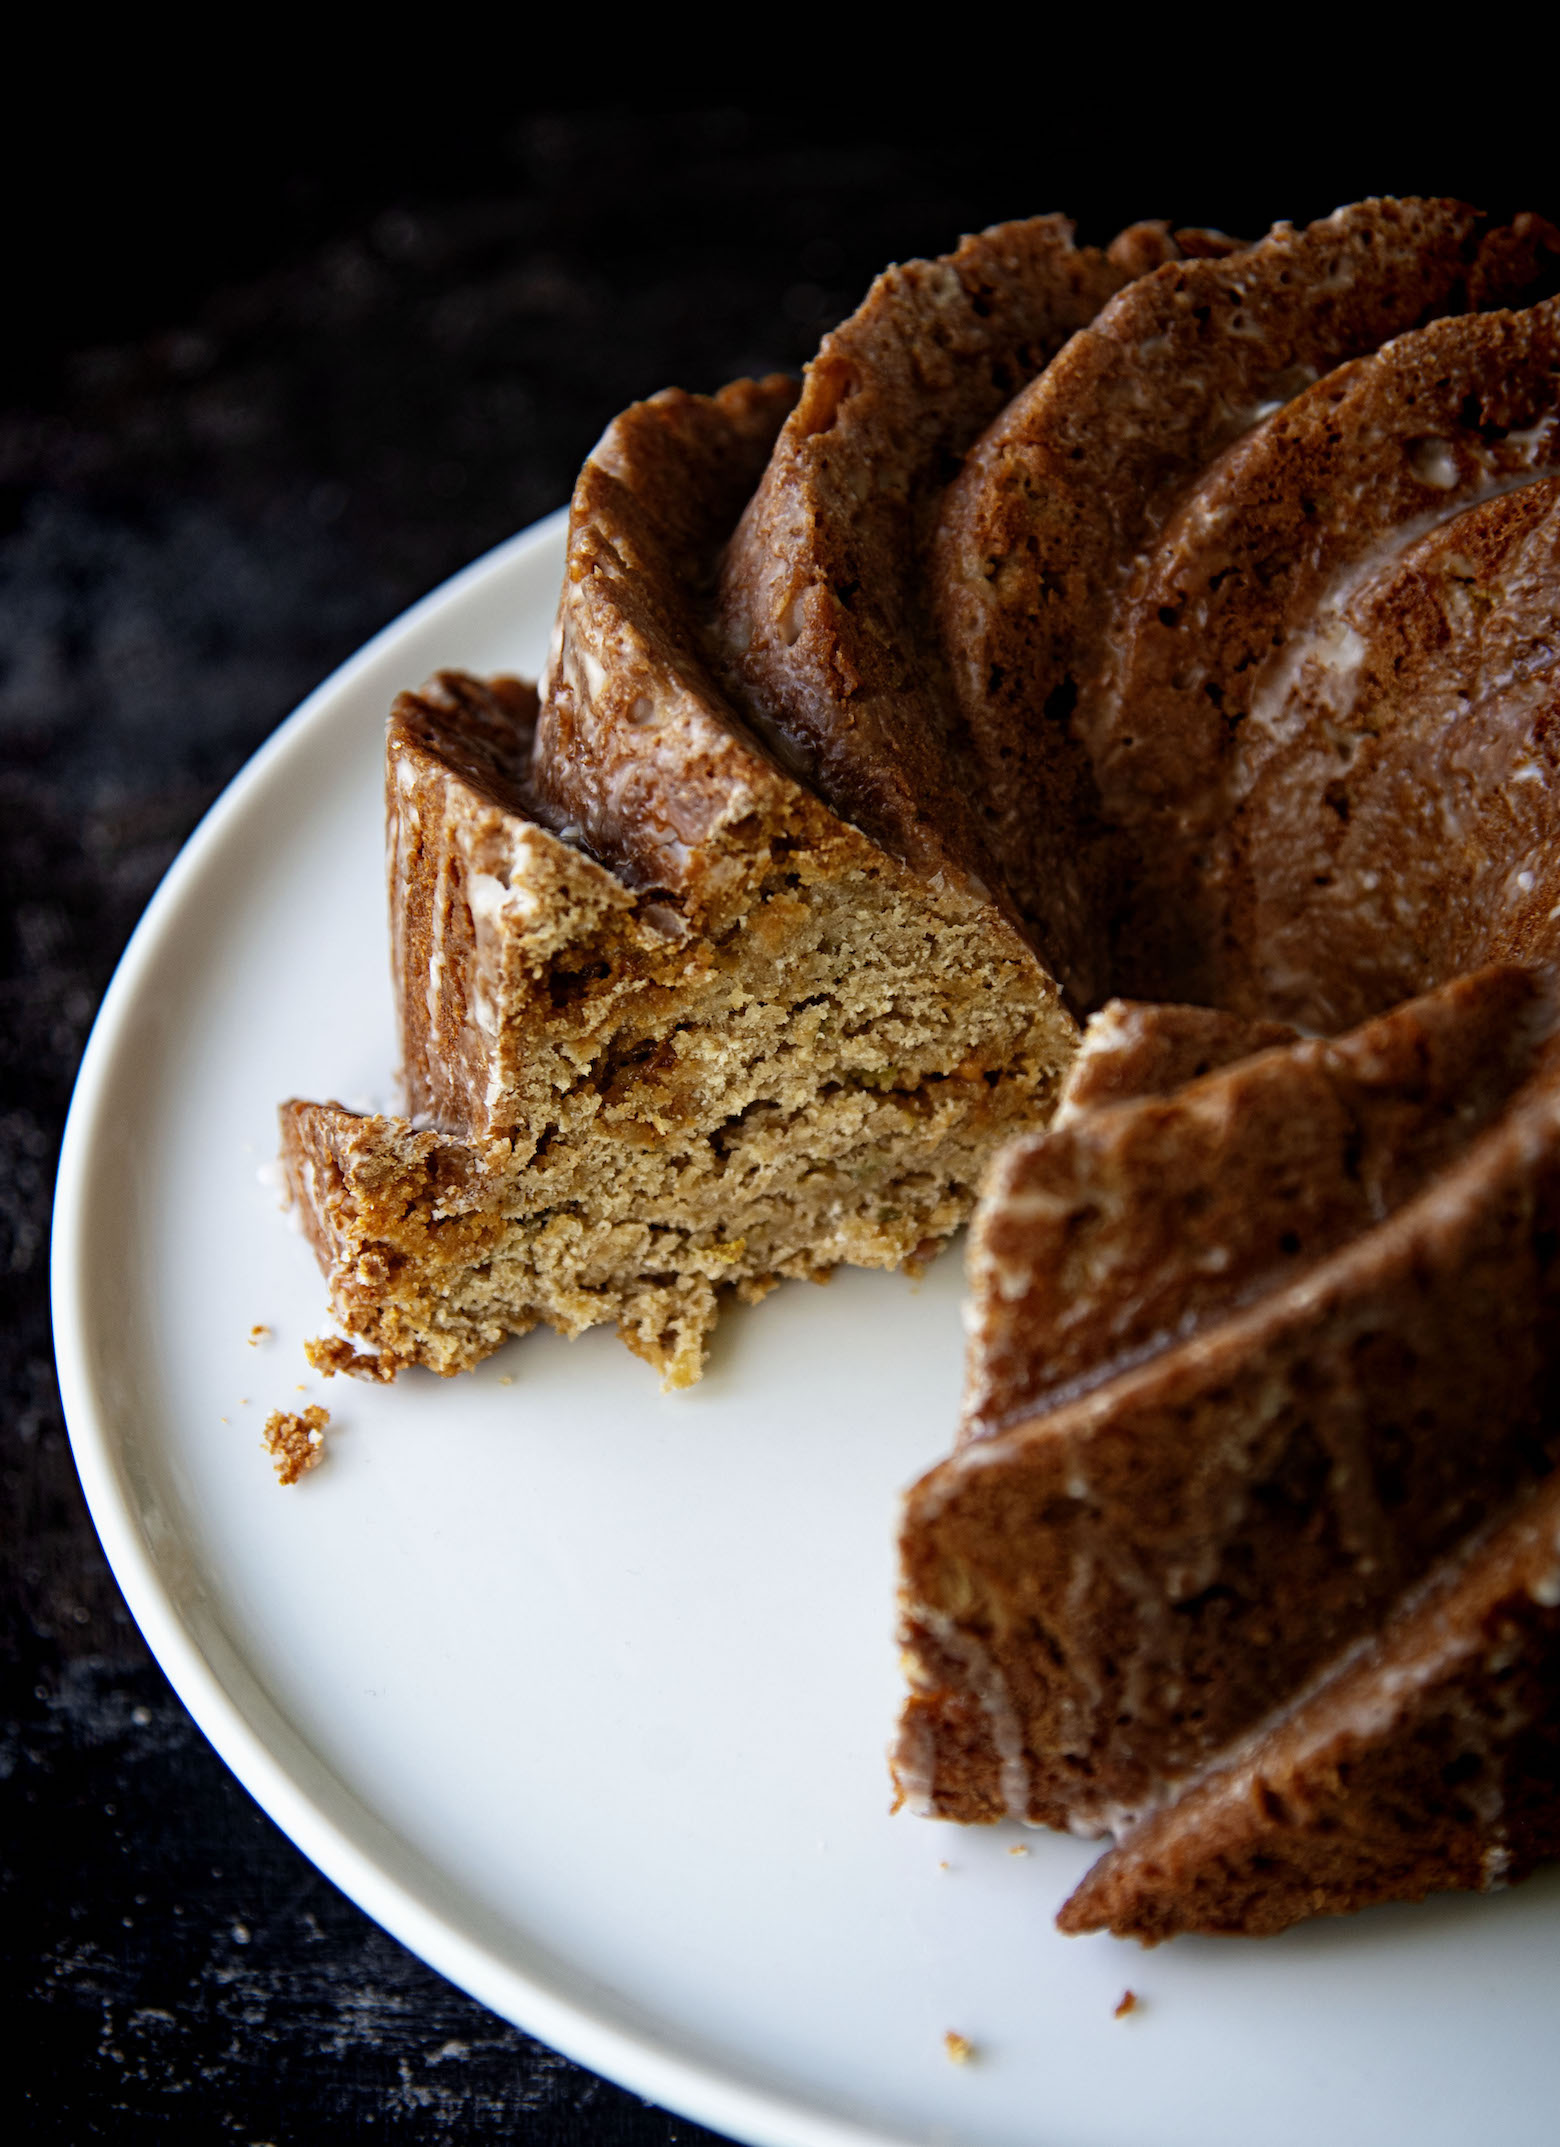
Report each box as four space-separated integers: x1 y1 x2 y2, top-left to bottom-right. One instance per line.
893 968 1560 1831
1058 1471 1560 1942
283 380 1073 1389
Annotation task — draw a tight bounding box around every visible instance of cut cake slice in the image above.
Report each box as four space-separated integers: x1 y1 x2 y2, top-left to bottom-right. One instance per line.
282 380 1073 1389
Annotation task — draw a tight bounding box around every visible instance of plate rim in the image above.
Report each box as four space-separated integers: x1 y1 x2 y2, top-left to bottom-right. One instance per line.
50 511 932 2147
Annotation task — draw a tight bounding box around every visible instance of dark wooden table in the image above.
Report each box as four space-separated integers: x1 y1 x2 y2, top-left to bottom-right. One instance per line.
4 106 1531 2142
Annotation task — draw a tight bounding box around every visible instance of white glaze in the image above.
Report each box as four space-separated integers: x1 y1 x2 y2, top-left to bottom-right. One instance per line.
904 1604 1034 1824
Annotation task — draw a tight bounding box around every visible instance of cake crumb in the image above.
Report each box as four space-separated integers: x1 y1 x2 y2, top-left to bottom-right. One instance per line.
263 1404 330 1486
1114 1990 1139 2019
1008 1844 1029 1856
498 1374 514 1387
943 2031 976 2066
306 1334 397 1383
938 1859 951 1871
248 1323 271 1345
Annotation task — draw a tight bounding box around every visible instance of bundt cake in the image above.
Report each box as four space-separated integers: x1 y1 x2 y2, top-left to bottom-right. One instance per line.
282 193 1560 1938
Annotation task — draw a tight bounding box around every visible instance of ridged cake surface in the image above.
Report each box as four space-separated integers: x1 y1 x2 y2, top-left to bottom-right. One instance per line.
892 198 1560 1935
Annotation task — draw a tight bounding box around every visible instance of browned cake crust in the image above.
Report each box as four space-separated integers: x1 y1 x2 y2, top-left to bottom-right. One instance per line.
891 212 1560 1926
963 967 1556 1437
1051 1001 1300 1126
283 384 1074 1388
533 378 814 897
896 969 1560 1833
933 200 1560 998
715 216 1206 1006
1198 476 1560 1028
1058 1471 1560 1942
1105 307 1560 1005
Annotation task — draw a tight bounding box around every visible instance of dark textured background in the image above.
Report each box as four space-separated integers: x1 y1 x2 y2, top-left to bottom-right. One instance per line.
5 106 1546 2142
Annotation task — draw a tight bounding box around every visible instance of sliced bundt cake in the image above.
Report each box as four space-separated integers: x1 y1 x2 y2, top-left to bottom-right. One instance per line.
283 211 1230 1388
278 189 1560 1942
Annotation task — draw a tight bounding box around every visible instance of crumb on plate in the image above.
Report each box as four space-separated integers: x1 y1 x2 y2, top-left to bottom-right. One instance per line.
944 2031 975 2065
263 1403 330 1486
1115 1990 1139 2019
305 1334 397 1382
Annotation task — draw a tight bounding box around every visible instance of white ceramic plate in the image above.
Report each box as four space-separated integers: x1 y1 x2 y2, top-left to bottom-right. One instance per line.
54 514 1560 2147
